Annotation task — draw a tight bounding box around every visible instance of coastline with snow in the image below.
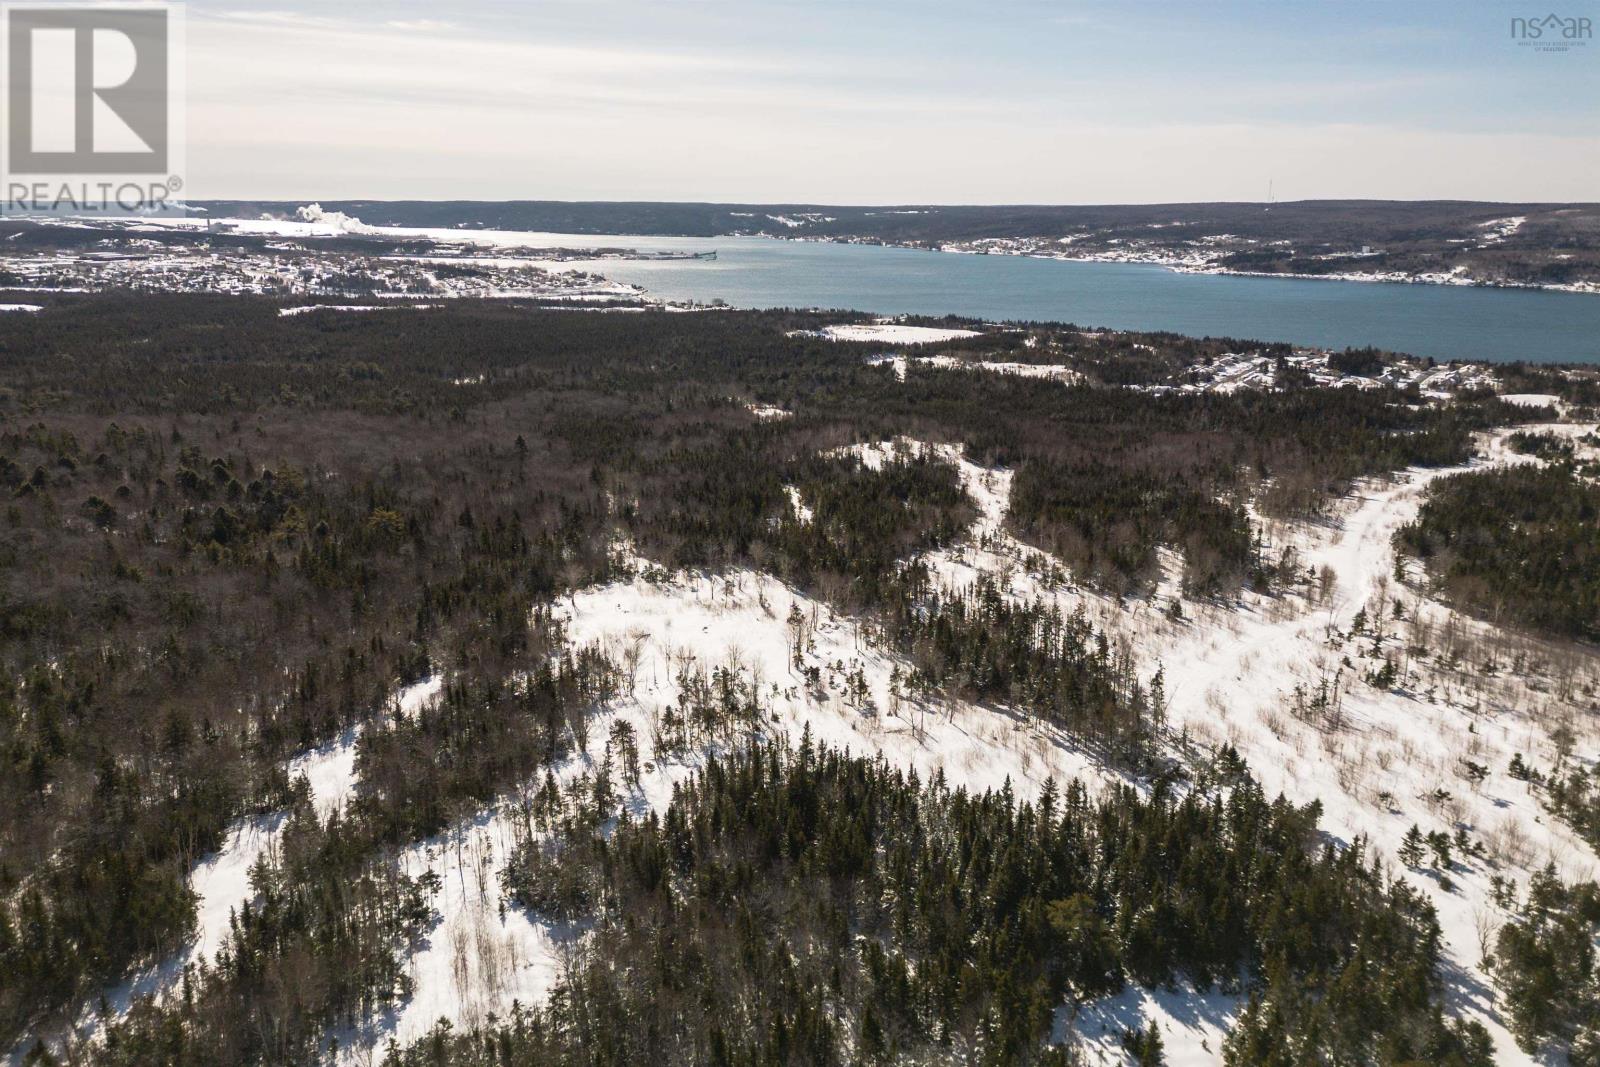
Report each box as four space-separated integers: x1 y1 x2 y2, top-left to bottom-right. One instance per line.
822 235 1600 296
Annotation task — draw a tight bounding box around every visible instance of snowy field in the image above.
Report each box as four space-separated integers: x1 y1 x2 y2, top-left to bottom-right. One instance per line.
794 322 983 344
869 352 1083 384
1499 393 1562 409
278 304 437 317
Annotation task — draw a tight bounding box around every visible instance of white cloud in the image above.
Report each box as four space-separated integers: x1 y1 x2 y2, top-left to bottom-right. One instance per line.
181 5 1600 203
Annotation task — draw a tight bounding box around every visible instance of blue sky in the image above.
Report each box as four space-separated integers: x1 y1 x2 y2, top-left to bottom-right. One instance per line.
186 0 1599 202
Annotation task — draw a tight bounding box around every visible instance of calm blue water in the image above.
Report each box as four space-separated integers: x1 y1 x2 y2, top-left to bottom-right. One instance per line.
531 233 1598 364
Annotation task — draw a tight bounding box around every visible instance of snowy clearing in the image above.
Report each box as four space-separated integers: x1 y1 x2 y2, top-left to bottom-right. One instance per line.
343 426 1599 1064
870 353 1084 385
1498 393 1561 409
799 323 983 344
1478 217 1526 244
1063 983 1239 1067
278 304 435 317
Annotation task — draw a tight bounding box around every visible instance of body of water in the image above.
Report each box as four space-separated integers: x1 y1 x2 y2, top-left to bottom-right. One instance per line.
490 231 1597 363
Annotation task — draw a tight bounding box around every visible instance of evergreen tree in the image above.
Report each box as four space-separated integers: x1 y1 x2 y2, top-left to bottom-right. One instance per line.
1400 825 1427 868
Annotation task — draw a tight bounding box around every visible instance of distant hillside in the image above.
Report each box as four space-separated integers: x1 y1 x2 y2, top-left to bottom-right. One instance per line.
194 199 1600 289
191 198 1594 241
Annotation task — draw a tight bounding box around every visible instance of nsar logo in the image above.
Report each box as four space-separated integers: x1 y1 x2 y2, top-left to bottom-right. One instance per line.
1510 12 1593 51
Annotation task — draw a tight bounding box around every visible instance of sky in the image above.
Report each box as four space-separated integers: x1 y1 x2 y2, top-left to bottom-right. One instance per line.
183 0 1600 204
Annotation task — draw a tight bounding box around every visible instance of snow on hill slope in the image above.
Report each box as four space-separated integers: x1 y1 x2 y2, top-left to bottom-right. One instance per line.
6 678 443 1065
935 430 1595 1063
1103 447 1595 1065
34 425 1598 1066
805 432 1598 1063
326 555 1131 1059
341 425 1596 1064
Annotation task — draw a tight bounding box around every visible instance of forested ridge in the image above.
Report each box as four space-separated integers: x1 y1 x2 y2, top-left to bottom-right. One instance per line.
0 295 1568 1062
1396 463 1600 642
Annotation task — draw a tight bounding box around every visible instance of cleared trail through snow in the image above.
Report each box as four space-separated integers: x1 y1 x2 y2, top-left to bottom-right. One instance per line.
1116 427 1594 1066
848 428 1596 1065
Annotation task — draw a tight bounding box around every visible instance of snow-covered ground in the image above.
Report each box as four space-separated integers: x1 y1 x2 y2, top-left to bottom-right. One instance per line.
1125 454 1590 1065
795 322 983 344
1499 393 1561 409
66 209 676 262
318 551 1126 1059
884 228 1598 295
2 210 661 303
1063 983 1239 1067
869 352 1082 385
279 304 437 317
920 355 1080 382
1479 217 1527 245
0 242 651 303
864 341 1503 401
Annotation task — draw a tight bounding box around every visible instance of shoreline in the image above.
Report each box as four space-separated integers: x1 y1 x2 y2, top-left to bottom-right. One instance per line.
754 233 1600 297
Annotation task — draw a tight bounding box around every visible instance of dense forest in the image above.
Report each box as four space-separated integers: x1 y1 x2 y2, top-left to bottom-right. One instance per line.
1491 867 1600 1060
0 294 1572 1063
395 738 1489 1067
1395 463 1600 642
